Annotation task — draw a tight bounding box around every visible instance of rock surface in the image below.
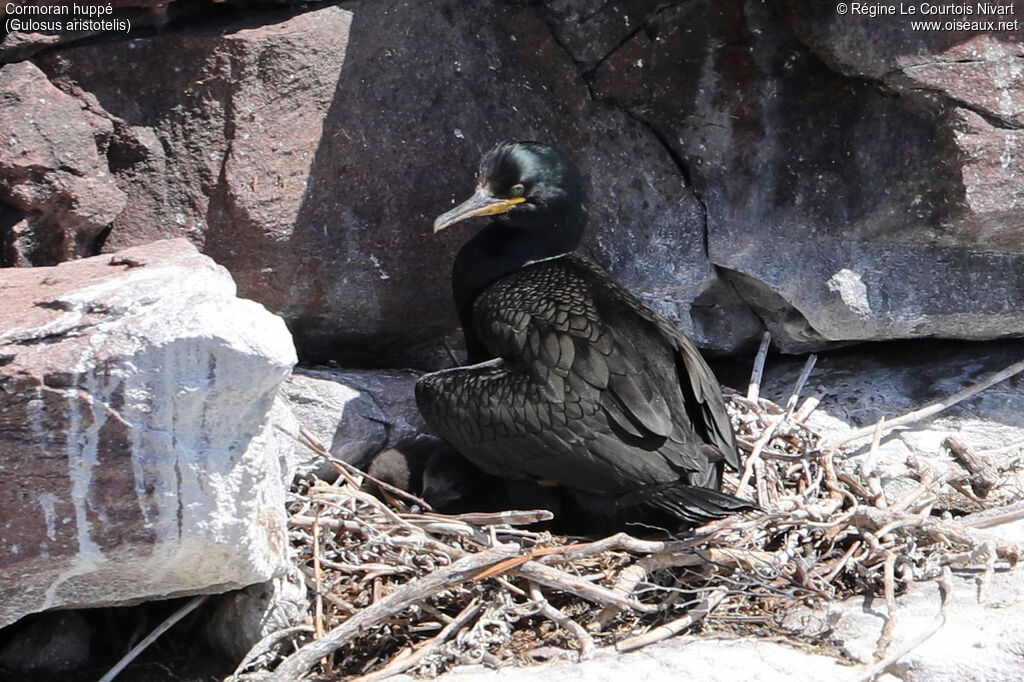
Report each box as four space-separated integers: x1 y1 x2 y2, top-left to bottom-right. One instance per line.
0 610 92 674
2 0 1023 363
205 566 308 662
279 367 426 478
0 60 125 266
579 0 1024 352
0 238 296 628
823 560 1024 681
21 0 757 364
398 635 859 682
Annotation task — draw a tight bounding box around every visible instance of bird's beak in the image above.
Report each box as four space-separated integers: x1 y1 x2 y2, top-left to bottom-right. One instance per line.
433 187 526 233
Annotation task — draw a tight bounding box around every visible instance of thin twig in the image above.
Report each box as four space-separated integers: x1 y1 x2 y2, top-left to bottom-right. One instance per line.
350 598 484 682
874 551 898 659
858 567 954 681
98 595 209 682
528 583 596 660
826 357 1024 447
943 436 999 498
615 588 728 652
266 546 519 682
785 354 818 414
747 332 772 402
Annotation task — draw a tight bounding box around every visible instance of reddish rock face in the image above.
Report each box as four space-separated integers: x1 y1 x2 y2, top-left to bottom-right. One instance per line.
0 238 296 628
0 61 126 266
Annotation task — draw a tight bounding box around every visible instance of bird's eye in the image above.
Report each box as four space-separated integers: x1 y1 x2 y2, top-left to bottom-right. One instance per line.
509 183 525 197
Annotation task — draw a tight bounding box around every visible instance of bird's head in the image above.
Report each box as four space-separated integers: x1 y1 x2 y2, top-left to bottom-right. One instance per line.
433 141 587 241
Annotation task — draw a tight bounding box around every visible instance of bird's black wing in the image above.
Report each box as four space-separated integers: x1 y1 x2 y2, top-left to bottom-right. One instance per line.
473 256 680 444
416 255 740 500
562 255 740 472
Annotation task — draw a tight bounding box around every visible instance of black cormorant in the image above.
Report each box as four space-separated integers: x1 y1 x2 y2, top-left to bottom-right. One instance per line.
415 142 752 529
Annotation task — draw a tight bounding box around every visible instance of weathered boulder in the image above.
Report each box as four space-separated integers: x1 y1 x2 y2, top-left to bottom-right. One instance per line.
0 60 125 266
0 238 297 628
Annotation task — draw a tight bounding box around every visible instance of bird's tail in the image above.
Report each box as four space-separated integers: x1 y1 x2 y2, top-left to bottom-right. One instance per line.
620 483 756 526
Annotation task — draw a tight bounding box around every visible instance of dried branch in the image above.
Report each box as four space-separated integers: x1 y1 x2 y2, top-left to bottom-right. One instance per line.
98 595 208 682
614 588 727 652
943 435 1000 499
857 567 954 681
267 546 519 682
825 357 1024 448
747 332 772 402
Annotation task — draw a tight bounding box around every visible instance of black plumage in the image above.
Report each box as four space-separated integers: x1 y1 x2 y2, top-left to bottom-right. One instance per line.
416 141 752 529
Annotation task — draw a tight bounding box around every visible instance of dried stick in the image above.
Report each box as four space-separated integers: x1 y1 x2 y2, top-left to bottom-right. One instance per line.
785 354 818 414
539 532 676 562
407 509 554 526
943 436 1000 498
852 507 1022 565
312 509 326 639
735 413 785 497
351 598 484 682
858 567 953 681
230 625 316 681
98 594 209 682
514 560 660 613
528 583 596 660
615 588 728 652
874 551 898 659
961 501 1024 529
747 332 772 402
825 357 1024 448
794 391 823 422
266 545 519 682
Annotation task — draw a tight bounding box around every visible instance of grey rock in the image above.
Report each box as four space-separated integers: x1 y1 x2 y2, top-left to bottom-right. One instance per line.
8 0 1023 364
585 0 1024 352
32 0 756 364
206 565 308 663
0 238 297 628
279 367 425 477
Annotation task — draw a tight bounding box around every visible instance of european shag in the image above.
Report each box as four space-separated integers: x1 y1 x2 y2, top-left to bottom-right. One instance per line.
415 142 752 529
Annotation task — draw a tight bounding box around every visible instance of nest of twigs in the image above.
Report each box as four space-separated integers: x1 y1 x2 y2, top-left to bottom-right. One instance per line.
232 336 1024 682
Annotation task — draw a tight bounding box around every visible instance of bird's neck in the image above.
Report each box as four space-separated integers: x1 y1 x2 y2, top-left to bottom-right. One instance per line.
452 218 582 362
